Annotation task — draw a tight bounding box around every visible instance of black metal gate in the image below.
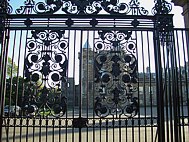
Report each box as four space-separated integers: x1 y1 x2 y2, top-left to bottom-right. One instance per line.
0 0 189 142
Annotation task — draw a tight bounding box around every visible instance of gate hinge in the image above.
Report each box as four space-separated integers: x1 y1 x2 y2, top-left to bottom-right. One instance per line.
73 117 88 128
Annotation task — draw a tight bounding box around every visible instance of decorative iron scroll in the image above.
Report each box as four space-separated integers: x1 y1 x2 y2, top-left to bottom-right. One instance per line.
152 0 172 15
155 15 174 46
24 30 68 117
94 30 138 118
0 0 12 14
14 0 148 15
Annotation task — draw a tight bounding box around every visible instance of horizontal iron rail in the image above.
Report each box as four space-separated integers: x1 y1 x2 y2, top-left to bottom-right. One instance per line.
5 27 189 31
5 27 156 31
2 117 158 128
5 14 156 19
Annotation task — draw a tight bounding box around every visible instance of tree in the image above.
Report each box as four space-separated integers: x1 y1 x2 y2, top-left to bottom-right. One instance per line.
5 76 38 106
0 56 18 78
5 77 24 106
5 57 31 106
7 57 18 78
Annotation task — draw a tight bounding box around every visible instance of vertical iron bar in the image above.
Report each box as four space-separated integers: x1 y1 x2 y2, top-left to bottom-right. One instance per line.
125 119 127 142
23 29 29 142
171 29 181 142
106 120 108 142
175 29 186 142
66 29 71 142
113 116 115 142
184 30 189 141
46 118 48 142
52 119 55 142
100 119 102 142
26 118 29 142
86 30 89 142
181 29 189 141
0 16 9 142
92 30 96 142
33 119 35 142
13 118 16 142
153 21 165 142
39 116 42 142
93 119 95 142
1 32 9 141
132 119 134 142
141 31 147 142
16 30 22 114
8 30 16 111
168 50 174 142
135 30 140 142
59 119 61 142
119 118 121 142
19 118 22 142
16 30 23 142
5 29 16 142
72 29 77 142
161 35 169 142
146 31 154 142
4 28 11 142
79 30 83 142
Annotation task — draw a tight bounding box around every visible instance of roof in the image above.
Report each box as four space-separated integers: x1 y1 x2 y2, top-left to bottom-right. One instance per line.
83 40 91 49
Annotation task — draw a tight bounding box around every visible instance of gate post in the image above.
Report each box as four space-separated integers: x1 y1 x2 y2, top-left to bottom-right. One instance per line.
154 12 181 142
152 1 175 141
0 0 8 141
153 16 165 142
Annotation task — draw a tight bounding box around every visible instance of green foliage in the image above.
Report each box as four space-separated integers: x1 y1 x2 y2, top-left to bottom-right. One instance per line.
6 77 24 106
5 76 50 107
7 57 18 78
5 76 37 106
5 56 62 108
5 57 42 106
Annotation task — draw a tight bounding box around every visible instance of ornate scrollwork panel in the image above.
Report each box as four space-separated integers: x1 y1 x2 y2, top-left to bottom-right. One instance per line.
94 30 138 118
24 30 68 117
14 0 148 15
15 0 35 14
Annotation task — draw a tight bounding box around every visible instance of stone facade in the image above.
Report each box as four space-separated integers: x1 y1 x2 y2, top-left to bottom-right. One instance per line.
62 77 78 107
172 0 188 7
81 47 95 108
172 0 189 28
80 46 158 107
80 47 189 107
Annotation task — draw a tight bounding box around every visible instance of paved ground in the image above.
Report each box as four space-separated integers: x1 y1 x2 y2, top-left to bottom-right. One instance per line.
2 107 189 142
2 118 189 142
2 126 158 142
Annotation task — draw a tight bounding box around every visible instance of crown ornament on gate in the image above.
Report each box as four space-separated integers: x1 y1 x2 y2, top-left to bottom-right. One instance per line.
152 0 172 15
14 0 148 15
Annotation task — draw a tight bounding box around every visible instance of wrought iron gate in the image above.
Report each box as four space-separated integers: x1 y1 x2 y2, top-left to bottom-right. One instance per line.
0 0 189 142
